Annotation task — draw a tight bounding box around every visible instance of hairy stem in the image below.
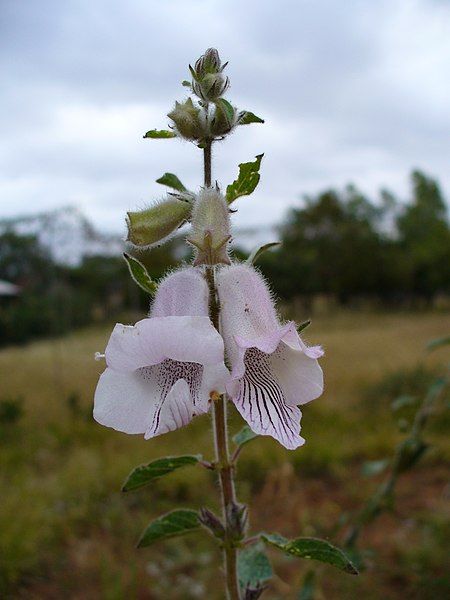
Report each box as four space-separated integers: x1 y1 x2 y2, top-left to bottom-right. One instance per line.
204 142 212 188
204 142 240 600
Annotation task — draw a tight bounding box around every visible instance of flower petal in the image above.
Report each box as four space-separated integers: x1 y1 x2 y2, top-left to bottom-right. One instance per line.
150 267 209 317
145 379 198 439
229 347 305 450
270 341 324 406
105 316 224 372
93 368 154 434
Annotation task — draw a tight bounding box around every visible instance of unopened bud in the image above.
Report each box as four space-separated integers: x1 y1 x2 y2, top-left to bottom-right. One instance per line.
126 198 191 248
187 188 231 266
167 98 206 141
226 501 248 541
191 48 229 102
211 99 238 137
194 48 222 76
193 73 230 102
244 585 267 600
198 507 225 539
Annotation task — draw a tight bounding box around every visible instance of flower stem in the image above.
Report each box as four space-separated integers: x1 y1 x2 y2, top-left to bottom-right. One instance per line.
204 142 212 188
204 141 241 600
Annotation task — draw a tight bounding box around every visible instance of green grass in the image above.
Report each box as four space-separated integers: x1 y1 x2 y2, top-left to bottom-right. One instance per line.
0 311 449 598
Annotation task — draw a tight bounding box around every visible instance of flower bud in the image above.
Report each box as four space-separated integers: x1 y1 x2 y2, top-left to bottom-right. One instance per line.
191 48 229 102
126 198 191 248
198 507 225 539
192 73 230 102
187 188 231 266
167 98 206 140
226 501 248 541
210 99 238 137
194 48 222 77
244 585 267 600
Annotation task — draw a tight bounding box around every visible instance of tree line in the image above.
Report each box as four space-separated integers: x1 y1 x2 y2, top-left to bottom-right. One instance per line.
259 170 450 307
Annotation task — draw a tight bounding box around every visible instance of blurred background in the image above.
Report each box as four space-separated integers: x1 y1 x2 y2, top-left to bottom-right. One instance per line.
1 1 449 598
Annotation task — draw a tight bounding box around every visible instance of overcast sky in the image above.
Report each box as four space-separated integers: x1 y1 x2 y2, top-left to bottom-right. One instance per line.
1 0 449 235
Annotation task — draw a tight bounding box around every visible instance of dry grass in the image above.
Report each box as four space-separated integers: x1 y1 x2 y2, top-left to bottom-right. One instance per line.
0 310 449 598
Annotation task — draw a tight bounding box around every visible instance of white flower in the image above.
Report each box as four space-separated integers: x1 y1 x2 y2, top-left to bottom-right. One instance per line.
217 263 324 449
94 268 229 439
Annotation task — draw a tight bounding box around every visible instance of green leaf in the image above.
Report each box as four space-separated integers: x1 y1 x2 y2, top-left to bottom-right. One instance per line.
122 455 201 492
427 335 450 352
156 172 187 192
143 129 177 139
239 111 265 125
182 80 192 87
297 320 311 334
138 509 200 548
246 242 281 265
298 570 316 600
238 544 273 588
361 459 389 478
226 154 264 204
123 253 157 295
233 425 258 447
261 534 358 575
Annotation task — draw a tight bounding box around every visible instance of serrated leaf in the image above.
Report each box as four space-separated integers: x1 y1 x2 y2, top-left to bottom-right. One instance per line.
122 455 201 492
239 111 265 125
426 335 450 352
182 80 191 87
143 129 177 139
226 154 264 205
246 242 281 265
156 172 187 192
233 425 258 447
138 509 200 548
123 253 157 295
298 570 316 600
297 320 311 334
261 534 358 575
238 544 273 588
361 459 389 478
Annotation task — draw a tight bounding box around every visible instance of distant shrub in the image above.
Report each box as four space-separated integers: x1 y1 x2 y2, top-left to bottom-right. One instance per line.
0 396 23 426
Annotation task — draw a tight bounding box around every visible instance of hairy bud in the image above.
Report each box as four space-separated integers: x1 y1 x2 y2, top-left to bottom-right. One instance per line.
187 188 231 266
191 48 229 102
211 99 238 137
194 48 222 76
126 198 191 248
198 507 225 539
226 501 248 541
167 98 206 141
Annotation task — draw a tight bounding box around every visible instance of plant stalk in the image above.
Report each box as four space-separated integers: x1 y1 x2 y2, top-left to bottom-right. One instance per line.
204 139 241 600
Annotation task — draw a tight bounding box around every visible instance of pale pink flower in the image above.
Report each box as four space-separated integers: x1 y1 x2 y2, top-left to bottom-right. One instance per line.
94 268 229 439
217 263 324 450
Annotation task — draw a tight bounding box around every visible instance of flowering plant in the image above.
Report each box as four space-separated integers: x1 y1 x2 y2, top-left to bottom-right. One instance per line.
94 48 357 598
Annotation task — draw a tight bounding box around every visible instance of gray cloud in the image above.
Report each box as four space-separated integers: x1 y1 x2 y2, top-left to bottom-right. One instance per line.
1 0 449 235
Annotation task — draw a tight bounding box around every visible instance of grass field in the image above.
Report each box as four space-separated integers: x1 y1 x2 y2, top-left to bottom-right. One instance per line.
1 311 449 599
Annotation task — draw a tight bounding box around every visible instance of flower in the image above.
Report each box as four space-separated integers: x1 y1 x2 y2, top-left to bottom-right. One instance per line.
217 263 323 449
94 268 229 439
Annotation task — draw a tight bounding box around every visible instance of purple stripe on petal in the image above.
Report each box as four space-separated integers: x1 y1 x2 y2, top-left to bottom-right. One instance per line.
233 348 305 450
